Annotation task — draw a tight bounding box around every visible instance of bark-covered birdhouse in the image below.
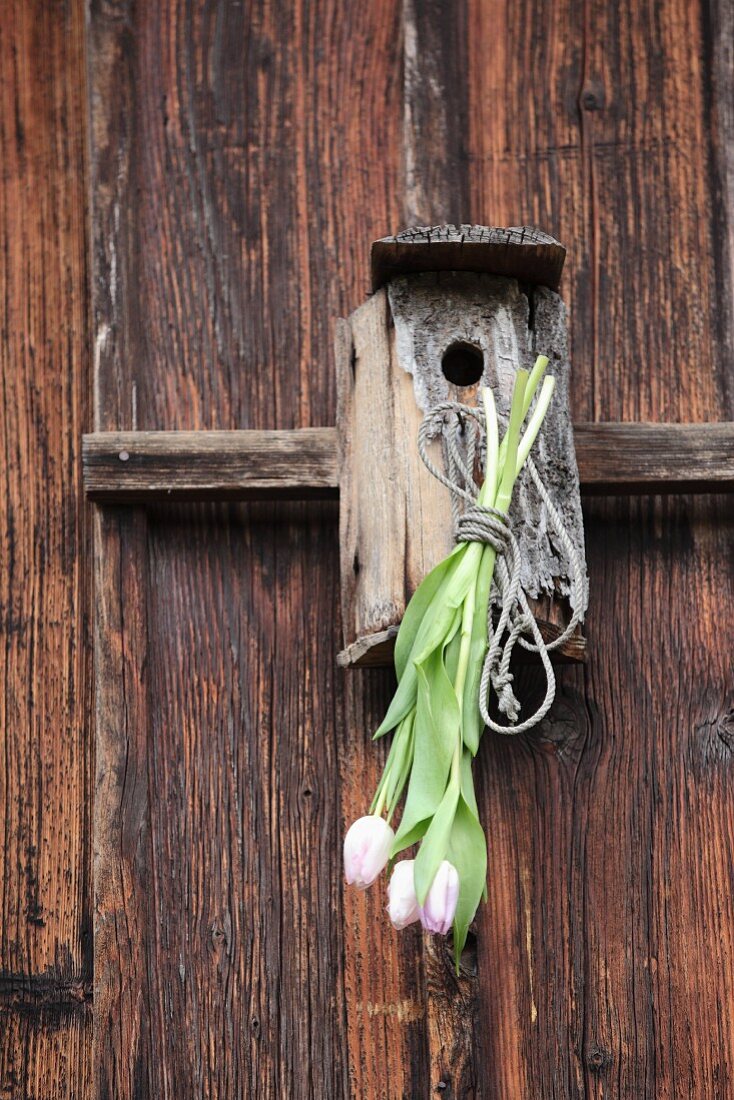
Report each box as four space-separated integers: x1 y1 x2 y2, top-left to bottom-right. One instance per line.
336 225 587 669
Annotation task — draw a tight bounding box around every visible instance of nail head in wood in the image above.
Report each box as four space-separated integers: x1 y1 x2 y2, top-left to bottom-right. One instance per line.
83 429 340 502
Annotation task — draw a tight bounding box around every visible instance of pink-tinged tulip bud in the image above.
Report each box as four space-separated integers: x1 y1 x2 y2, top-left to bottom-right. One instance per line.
387 860 421 930
419 860 460 935
344 815 394 890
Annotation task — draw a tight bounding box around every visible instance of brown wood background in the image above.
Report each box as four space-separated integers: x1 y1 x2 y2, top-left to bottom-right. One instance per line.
2 0 733 1096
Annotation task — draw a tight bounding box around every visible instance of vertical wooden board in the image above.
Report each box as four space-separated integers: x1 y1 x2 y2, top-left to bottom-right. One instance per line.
0 1009 92 1100
339 668 430 1099
707 0 734 415
380 2 487 1091
579 495 734 1097
465 0 724 423
0 0 92 1082
464 0 734 1095
88 1 428 1093
395 5 493 1092
338 289 454 646
89 0 405 433
134 501 351 1097
402 0 470 225
93 508 153 1099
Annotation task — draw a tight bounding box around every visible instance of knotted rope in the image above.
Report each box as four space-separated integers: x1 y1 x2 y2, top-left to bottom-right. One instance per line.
417 401 586 735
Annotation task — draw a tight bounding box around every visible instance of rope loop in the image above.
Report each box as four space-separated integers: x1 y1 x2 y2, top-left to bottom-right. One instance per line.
417 398 586 736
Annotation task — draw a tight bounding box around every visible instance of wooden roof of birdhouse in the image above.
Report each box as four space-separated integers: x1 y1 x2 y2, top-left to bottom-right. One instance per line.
371 224 566 292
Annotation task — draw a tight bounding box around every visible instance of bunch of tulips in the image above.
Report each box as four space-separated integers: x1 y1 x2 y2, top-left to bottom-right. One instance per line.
344 356 555 964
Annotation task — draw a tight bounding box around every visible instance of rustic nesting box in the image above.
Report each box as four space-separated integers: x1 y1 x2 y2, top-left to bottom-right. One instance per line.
336 225 587 669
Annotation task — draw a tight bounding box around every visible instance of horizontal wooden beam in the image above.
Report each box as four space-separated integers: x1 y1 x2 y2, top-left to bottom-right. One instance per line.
83 429 340 501
574 422 734 495
83 422 734 502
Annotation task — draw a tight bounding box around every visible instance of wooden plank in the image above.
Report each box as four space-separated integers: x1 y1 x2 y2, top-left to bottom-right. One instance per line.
93 507 154 1098
575 422 734 494
83 422 734 501
84 428 340 501
337 289 454 645
0 0 93 1092
398 7 484 1089
402 0 471 226
466 0 734 1094
88 0 424 1096
0 1008 92 1100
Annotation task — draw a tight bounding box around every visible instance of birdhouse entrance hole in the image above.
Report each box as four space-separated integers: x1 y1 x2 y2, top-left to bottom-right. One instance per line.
441 340 485 387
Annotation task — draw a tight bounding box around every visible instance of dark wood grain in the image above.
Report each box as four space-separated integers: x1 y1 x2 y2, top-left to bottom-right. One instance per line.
93 507 153 1099
0 0 92 1093
0 1010 93 1100
84 2 734 1099
87 0 418 1096
466 0 734 1095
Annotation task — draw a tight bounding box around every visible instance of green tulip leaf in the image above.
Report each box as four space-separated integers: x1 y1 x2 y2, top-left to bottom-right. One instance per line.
391 645 459 852
448 793 487 970
394 544 464 679
414 781 460 905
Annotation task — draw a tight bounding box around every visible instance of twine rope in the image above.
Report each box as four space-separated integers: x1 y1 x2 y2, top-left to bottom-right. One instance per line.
417 401 586 735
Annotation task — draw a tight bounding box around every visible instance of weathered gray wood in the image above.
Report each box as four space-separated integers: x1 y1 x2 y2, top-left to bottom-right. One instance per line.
387 272 588 613
335 627 399 669
338 267 587 669
372 225 566 291
402 0 469 226
337 290 450 647
84 429 340 501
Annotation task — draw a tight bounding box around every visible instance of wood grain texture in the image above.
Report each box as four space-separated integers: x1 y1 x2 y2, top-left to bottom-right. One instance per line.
0 1010 92 1100
0 0 92 1093
87 0 418 1096
402 0 470 226
83 429 340 501
85 1 734 1099
372 224 567 291
574 422 734 494
466 0 734 1095
83 422 734 502
92 507 153 1099
337 289 452 644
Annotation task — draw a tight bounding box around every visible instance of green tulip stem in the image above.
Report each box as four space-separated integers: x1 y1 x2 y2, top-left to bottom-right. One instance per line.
516 375 556 473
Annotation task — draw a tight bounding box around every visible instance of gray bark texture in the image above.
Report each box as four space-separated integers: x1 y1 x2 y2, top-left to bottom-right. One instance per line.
387 271 588 614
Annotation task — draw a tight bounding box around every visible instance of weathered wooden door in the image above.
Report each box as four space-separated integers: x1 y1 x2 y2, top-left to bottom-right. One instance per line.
2 1 733 1097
